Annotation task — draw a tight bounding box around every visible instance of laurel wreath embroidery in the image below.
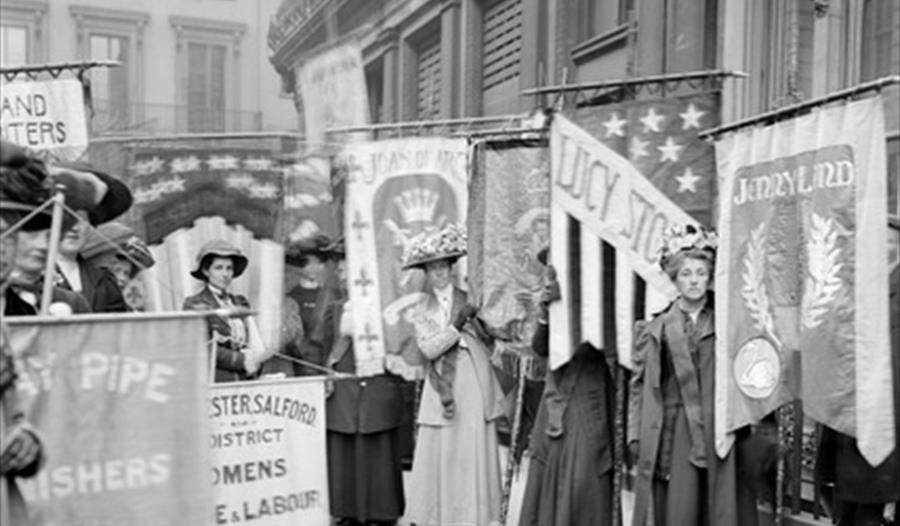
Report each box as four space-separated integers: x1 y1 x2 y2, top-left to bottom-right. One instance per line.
801 213 843 329
741 222 781 348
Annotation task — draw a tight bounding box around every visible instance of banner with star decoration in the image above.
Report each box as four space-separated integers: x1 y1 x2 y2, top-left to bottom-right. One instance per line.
571 92 719 225
548 114 696 370
714 96 893 465
341 137 469 378
129 149 284 244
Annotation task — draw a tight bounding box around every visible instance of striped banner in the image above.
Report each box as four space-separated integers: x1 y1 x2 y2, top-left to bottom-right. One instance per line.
549 114 696 370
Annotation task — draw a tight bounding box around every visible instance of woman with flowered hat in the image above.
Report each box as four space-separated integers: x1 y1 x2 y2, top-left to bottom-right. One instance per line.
402 223 506 526
183 239 272 383
628 225 758 525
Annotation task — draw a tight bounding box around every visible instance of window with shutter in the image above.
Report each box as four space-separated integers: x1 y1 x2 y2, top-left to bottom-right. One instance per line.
187 42 227 132
89 34 130 123
416 34 442 120
482 0 522 91
0 25 27 66
862 0 898 81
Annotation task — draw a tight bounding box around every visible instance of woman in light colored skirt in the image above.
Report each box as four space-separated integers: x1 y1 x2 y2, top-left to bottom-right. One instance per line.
402 224 505 526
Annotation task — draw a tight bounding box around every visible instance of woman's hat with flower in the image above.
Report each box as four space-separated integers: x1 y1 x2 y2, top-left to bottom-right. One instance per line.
658 224 717 272
402 222 467 270
190 239 249 280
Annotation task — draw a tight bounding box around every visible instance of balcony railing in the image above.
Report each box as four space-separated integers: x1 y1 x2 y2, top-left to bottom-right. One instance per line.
268 0 331 53
89 99 263 137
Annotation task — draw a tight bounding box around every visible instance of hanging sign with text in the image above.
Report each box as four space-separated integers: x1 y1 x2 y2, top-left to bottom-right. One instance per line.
0 79 88 158
210 378 329 526
4 314 211 526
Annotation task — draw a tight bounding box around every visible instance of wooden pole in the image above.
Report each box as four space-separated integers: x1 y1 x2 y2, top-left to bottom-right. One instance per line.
39 187 65 315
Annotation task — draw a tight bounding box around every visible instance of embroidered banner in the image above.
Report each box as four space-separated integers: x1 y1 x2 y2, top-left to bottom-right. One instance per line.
296 42 370 149
5 314 211 526
468 139 549 376
128 149 284 244
342 138 469 378
549 114 696 370
714 96 892 464
210 378 328 526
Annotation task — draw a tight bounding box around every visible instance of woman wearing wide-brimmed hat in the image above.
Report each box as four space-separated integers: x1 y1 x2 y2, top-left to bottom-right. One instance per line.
276 233 341 377
80 222 156 311
183 239 271 383
628 225 758 526
402 223 505 526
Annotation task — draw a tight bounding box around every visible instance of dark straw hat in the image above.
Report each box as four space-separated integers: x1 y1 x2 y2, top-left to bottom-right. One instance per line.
190 239 249 281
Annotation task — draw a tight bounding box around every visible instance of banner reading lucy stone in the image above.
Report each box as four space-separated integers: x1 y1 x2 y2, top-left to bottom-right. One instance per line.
715 96 892 464
342 138 468 378
210 379 328 526
4 314 211 526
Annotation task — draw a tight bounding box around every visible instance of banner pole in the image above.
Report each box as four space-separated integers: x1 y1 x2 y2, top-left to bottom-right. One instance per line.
775 405 787 526
39 187 66 315
499 356 527 524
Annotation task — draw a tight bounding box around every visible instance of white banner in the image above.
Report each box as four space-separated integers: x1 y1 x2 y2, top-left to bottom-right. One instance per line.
0 79 88 159
210 378 329 526
343 137 469 378
714 96 892 464
296 43 370 149
549 114 696 369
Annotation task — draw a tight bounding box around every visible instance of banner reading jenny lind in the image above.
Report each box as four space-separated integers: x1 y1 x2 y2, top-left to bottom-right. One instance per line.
343 137 469 378
5 314 211 526
714 96 892 464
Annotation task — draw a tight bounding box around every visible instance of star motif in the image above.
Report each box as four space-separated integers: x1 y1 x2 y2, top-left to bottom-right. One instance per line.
679 103 705 130
639 107 665 133
602 112 626 138
170 155 202 173
657 136 683 162
248 183 279 199
243 158 274 171
131 156 165 176
629 136 650 160
207 155 240 170
226 174 255 190
676 167 701 193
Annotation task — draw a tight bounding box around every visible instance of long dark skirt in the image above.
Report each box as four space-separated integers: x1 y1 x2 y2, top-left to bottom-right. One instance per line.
518 406 612 526
327 427 405 522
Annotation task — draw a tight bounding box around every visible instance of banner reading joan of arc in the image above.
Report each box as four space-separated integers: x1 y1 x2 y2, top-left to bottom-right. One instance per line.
0 79 89 160
343 138 469 378
549 114 696 370
714 96 892 465
468 139 549 376
129 149 284 244
210 379 328 526
5 314 211 526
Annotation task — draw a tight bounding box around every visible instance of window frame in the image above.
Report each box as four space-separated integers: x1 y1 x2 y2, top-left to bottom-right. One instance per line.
0 0 48 65
70 5 148 117
169 15 246 132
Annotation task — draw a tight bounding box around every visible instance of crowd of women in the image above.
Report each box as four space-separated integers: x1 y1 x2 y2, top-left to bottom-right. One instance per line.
2 135 898 526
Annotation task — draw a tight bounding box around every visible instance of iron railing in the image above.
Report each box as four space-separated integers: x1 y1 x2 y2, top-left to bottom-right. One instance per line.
90 99 263 136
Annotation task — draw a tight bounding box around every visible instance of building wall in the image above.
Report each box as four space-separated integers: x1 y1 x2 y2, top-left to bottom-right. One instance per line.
1 0 296 134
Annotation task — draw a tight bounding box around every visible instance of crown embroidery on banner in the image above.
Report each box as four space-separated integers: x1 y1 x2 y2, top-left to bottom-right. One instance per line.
394 188 439 225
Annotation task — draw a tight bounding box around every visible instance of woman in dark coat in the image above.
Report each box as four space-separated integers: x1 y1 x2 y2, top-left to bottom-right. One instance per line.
519 252 616 526
628 225 758 526
183 239 269 383
324 242 406 526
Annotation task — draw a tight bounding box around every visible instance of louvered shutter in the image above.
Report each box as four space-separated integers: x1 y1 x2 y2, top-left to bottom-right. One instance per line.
416 34 441 120
482 0 522 113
